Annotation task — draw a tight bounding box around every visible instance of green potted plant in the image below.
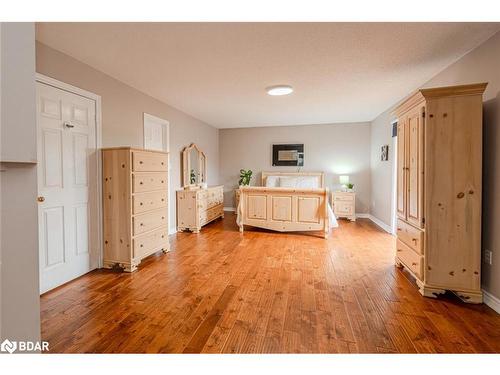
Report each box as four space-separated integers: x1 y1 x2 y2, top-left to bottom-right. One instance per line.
238 169 253 186
190 169 196 184
346 183 354 192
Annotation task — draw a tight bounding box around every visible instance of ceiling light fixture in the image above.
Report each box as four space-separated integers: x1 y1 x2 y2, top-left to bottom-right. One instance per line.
266 85 293 96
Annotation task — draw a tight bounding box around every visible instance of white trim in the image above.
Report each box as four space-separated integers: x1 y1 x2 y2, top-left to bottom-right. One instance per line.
169 226 177 236
35 73 104 269
356 213 370 219
368 214 393 234
224 207 236 212
483 289 500 314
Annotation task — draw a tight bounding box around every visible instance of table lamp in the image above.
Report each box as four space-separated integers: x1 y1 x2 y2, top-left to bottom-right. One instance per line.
339 175 349 191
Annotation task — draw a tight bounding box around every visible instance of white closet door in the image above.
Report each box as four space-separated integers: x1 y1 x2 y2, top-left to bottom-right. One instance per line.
144 113 169 151
37 82 97 293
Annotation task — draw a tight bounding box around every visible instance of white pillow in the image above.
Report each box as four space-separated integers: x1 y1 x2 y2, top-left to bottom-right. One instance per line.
278 177 299 188
265 176 280 187
296 177 319 188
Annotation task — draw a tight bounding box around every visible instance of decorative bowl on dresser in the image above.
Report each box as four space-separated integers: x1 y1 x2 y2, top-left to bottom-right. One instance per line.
331 191 356 221
102 147 170 272
176 142 224 233
394 83 486 303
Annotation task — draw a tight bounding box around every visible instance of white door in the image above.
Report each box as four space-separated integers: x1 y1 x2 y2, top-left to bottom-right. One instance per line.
36 82 97 293
143 113 169 151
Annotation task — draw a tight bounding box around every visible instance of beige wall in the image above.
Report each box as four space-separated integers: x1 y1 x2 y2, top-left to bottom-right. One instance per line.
219 122 371 213
369 31 500 298
36 42 220 233
0 23 41 343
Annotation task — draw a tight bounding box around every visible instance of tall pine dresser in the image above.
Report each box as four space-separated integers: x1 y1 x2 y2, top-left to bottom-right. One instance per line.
394 83 486 303
102 147 170 272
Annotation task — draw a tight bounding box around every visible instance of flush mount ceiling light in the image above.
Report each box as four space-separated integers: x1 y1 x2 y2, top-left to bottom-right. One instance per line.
266 85 294 96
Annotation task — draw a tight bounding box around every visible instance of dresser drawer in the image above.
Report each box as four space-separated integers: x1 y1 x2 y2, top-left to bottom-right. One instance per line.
133 226 169 259
200 204 222 225
133 208 168 235
133 191 168 214
133 173 168 193
333 194 354 202
396 239 423 280
207 188 223 208
132 151 168 172
397 219 424 255
334 201 353 215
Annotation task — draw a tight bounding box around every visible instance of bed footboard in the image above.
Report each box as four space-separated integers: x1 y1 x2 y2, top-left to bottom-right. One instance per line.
237 186 330 238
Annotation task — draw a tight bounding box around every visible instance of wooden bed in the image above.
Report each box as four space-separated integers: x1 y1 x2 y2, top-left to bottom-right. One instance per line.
237 171 330 238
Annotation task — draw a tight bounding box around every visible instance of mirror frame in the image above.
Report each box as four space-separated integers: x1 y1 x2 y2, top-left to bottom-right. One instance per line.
182 143 207 188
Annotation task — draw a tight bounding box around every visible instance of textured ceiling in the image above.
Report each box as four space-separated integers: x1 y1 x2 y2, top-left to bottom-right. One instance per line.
36 22 500 128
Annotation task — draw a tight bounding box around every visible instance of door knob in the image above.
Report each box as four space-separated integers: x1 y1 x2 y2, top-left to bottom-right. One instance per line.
64 122 75 129
37 196 45 202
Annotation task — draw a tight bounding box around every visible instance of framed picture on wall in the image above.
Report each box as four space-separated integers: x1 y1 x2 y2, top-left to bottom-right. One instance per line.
381 145 389 161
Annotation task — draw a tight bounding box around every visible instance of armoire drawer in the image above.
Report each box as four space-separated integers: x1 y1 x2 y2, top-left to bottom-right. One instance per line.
396 239 423 280
132 151 168 172
133 191 168 214
397 219 424 254
133 226 169 259
133 208 168 235
133 173 168 193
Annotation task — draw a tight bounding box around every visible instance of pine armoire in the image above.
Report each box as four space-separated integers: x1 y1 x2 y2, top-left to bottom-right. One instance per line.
394 83 487 303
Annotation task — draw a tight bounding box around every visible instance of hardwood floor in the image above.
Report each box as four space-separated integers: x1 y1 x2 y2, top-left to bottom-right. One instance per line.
40 213 500 353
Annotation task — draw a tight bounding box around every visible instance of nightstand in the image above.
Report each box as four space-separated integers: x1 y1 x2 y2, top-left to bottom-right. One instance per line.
331 191 356 221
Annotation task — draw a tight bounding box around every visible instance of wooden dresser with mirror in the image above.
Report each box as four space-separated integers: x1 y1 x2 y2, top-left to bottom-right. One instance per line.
394 83 486 303
176 143 223 233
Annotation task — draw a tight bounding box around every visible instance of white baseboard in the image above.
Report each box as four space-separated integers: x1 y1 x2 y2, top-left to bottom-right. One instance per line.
483 289 500 314
224 207 236 212
356 213 370 219
367 214 393 234
169 226 177 235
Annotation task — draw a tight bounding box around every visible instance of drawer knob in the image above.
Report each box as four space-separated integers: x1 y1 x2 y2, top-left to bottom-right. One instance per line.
140 223 144 226
161 217 165 220
139 161 143 164
140 182 143 185
140 202 143 206
140 244 143 247
412 238 417 243
412 262 417 266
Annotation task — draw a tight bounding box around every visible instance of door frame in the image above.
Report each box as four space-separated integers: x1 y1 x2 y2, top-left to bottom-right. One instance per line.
35 73 103 269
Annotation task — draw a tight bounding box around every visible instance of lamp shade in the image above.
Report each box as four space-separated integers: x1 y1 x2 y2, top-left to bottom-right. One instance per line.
339 175 350 185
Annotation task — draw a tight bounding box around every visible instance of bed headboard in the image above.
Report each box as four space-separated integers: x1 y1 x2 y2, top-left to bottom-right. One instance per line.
261 171 325 188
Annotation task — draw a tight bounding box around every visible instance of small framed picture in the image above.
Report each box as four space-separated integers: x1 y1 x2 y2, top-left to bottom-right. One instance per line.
381 145 389 161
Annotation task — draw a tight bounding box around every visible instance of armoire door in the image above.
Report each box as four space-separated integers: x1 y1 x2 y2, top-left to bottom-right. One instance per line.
406 106 425 228
396 118 407 220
